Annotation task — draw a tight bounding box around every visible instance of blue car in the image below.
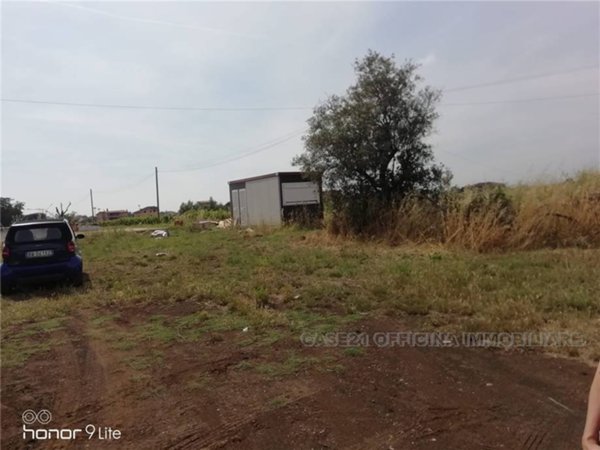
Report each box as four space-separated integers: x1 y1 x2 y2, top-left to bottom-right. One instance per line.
1 219 84 295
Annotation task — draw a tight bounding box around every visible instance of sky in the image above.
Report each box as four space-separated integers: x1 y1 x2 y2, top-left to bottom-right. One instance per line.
1 1 599 215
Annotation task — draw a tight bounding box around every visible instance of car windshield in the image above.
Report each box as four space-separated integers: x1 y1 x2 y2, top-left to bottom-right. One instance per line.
12 226 68 243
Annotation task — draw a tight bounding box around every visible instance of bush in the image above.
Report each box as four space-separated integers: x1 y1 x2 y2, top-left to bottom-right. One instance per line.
176 208 230 223
99 215 172 227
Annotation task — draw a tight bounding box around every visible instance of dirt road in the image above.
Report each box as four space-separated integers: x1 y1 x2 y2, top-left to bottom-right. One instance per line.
1 313 593 449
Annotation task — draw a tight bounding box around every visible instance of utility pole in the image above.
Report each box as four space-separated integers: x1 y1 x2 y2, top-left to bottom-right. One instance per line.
89 188 95 220
155 166 160 219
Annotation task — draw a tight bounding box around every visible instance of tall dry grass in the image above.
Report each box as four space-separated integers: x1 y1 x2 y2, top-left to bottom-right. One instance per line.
328 170 600 252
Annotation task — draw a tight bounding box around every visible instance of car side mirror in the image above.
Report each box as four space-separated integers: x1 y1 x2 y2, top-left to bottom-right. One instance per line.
76 234 85 239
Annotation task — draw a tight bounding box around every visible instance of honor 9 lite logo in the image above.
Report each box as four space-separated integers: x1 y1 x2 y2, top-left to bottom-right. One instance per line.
22 409 121 441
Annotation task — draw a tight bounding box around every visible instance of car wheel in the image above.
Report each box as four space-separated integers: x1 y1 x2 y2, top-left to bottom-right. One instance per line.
71 272 84 287
1 282 13 296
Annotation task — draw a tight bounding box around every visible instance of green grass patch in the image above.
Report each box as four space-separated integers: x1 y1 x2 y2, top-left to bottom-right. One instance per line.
1 317 68 368
90 314 119 327
1 227 599 365
268 396 288 409
255 352 321 378
343 347 365 357
185 374 211 392
125 350 164 371
2 338 64 368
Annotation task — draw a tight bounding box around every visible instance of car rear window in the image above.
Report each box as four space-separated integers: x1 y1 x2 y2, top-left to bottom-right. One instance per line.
12 226 69 243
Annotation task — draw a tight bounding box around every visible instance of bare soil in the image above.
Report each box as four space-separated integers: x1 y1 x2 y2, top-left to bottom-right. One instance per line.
1 305 593 450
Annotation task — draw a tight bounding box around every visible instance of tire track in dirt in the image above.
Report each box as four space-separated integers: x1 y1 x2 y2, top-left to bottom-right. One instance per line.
53 313 109 429
166 383 319 450
1 313 114 450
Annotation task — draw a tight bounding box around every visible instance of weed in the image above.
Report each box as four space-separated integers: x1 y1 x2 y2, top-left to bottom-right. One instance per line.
268 396 288 409
343 347 365 357
186 374 210 392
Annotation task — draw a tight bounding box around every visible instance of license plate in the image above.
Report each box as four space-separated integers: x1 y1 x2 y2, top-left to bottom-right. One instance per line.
25 250 54 258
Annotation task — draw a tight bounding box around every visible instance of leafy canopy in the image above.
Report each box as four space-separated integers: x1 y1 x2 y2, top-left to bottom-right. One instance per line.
294 50 450 205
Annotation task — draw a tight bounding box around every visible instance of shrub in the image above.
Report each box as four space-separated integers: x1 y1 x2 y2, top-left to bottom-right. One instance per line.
176 208 230 223
99 215 172 227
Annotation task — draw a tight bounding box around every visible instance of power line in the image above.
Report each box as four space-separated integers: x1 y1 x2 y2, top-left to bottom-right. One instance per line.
70 192 91 207
2 65 597 111
442 92 599 106
444 65 598 92
64 128 306 200
162 128 307 173
0 98 312 111
4 90 595 167
3 90 597 113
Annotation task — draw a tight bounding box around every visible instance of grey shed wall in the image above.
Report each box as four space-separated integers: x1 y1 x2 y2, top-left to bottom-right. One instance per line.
245 176 281 226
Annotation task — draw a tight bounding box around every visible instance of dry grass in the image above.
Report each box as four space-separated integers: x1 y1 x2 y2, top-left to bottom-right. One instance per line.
330 170 600 252
507 171 600 249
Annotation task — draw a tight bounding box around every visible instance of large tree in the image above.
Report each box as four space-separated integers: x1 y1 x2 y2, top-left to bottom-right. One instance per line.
0 198 24 226
294 51 450 229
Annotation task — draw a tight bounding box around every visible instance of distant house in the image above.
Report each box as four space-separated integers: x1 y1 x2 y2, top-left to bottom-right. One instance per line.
133 206 158 217
96 210 130 221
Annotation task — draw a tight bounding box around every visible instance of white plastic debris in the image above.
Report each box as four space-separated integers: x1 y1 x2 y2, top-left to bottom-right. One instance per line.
217 218 232 229
151 229 169 238
155 252 167 257
242 327 249 332
195 220 219 229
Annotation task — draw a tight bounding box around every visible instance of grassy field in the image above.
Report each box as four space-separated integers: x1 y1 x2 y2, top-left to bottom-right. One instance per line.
2 226 599 369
